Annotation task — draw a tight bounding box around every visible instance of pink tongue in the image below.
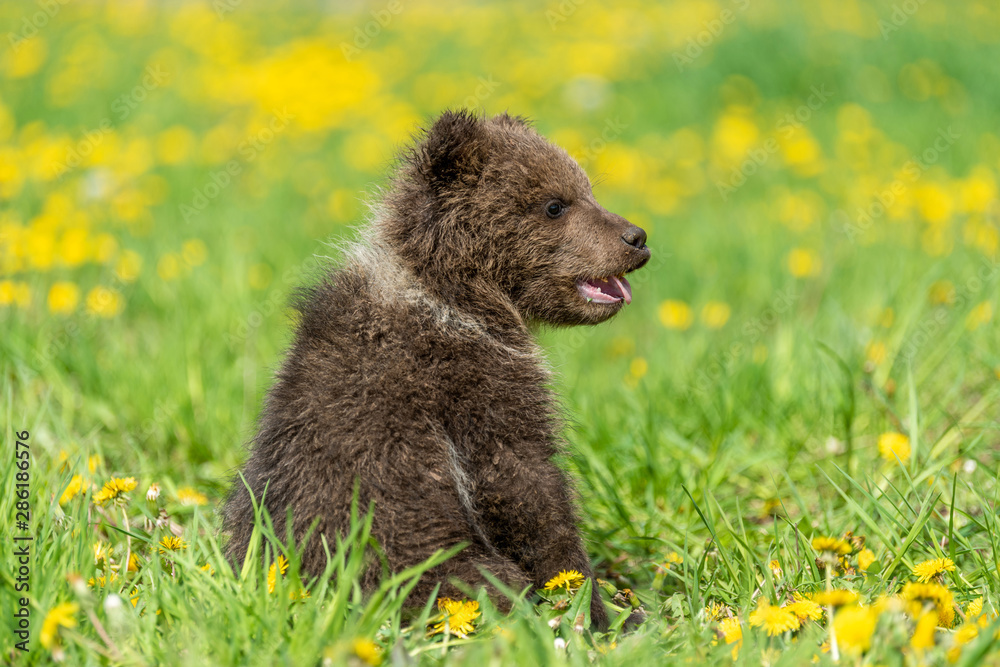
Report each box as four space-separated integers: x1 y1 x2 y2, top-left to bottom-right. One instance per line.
612 275 632 305
578 276 633 305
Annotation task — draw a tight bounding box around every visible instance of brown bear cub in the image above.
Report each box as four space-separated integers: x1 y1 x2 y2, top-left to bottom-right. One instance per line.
222 110 649 629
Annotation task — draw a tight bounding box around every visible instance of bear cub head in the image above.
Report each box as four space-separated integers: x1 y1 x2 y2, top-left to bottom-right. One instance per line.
381 110 650 327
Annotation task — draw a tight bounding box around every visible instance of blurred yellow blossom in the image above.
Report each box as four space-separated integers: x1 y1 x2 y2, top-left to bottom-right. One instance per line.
177 486 208 506
352 639 382 666
966 301 993 330
833 605 877 654
47 281 80 314
787 248 822 278
659 299 693 330
85 286 124 318
182 239 208 266
857 548 876 572
115 250 143 283
700 301 731 329
749 599 799 636
812 536 852 555
39 602 77 650
878 432 911 464
59 475 85 505
267 554 288 593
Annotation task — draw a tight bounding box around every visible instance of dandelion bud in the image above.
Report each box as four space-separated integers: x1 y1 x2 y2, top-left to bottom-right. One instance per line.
146 483 160 502
554 638 566 650
548 616 562 629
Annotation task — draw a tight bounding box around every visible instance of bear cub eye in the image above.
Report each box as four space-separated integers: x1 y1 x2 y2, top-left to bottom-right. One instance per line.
544 199 567 219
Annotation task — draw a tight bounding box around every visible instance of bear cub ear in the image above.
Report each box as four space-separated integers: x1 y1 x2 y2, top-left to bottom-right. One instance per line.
417 109 490 190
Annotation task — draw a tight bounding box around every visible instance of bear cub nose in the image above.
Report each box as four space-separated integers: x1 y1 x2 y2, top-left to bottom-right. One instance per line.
621 225 647 249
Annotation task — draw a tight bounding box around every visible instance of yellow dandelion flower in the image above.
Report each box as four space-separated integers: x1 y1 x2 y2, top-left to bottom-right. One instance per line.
949 622 980 661
267 554 288 593
700 301 731 329
966 597 984 619
658 299 693 330
115 250 143 283
912 557 956 583
87 572 118 588
811 589 859 607
182 239 208 267
629 357 648 381
158 536 187 554
769 560 783 579
0 281 31 307
85 286 124 318
544 570 585 592
857 548 876 572
40 602 78 649
352 638 382 666
47 281 80 315
92 542 110 564
749 599 800 636
878 432 911 464
787 248 822 278
157 253 181 281
966 301 993 331
911 611 937 650
431 598 481 638
200 563 215 575
665 552 683 565
832 605 877 654
812 536 852 555
93 477 137 504
719 617 742 643
718 617 742 659
59 474 84 505
785 599 823 622
902 582 955 627
928 280 956 305
176 486 208 506
865 340 887 366
127 552 141 572
705 601 728 621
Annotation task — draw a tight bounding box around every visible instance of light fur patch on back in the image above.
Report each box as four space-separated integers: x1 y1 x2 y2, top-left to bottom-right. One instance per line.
343 236 542 362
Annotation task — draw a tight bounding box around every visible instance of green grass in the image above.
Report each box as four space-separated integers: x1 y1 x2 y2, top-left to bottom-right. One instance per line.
2 0 1000 664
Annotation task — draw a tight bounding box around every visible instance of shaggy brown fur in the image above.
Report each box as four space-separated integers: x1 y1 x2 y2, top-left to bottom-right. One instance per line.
222 110 650 630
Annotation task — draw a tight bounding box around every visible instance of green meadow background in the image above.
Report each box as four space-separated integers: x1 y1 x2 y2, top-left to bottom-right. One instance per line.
2 0 999 664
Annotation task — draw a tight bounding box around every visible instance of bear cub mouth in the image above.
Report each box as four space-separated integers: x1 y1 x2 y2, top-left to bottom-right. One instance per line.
576 274 632 305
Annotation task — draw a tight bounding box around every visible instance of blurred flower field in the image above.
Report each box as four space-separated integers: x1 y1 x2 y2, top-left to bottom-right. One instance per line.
2 0 999 665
